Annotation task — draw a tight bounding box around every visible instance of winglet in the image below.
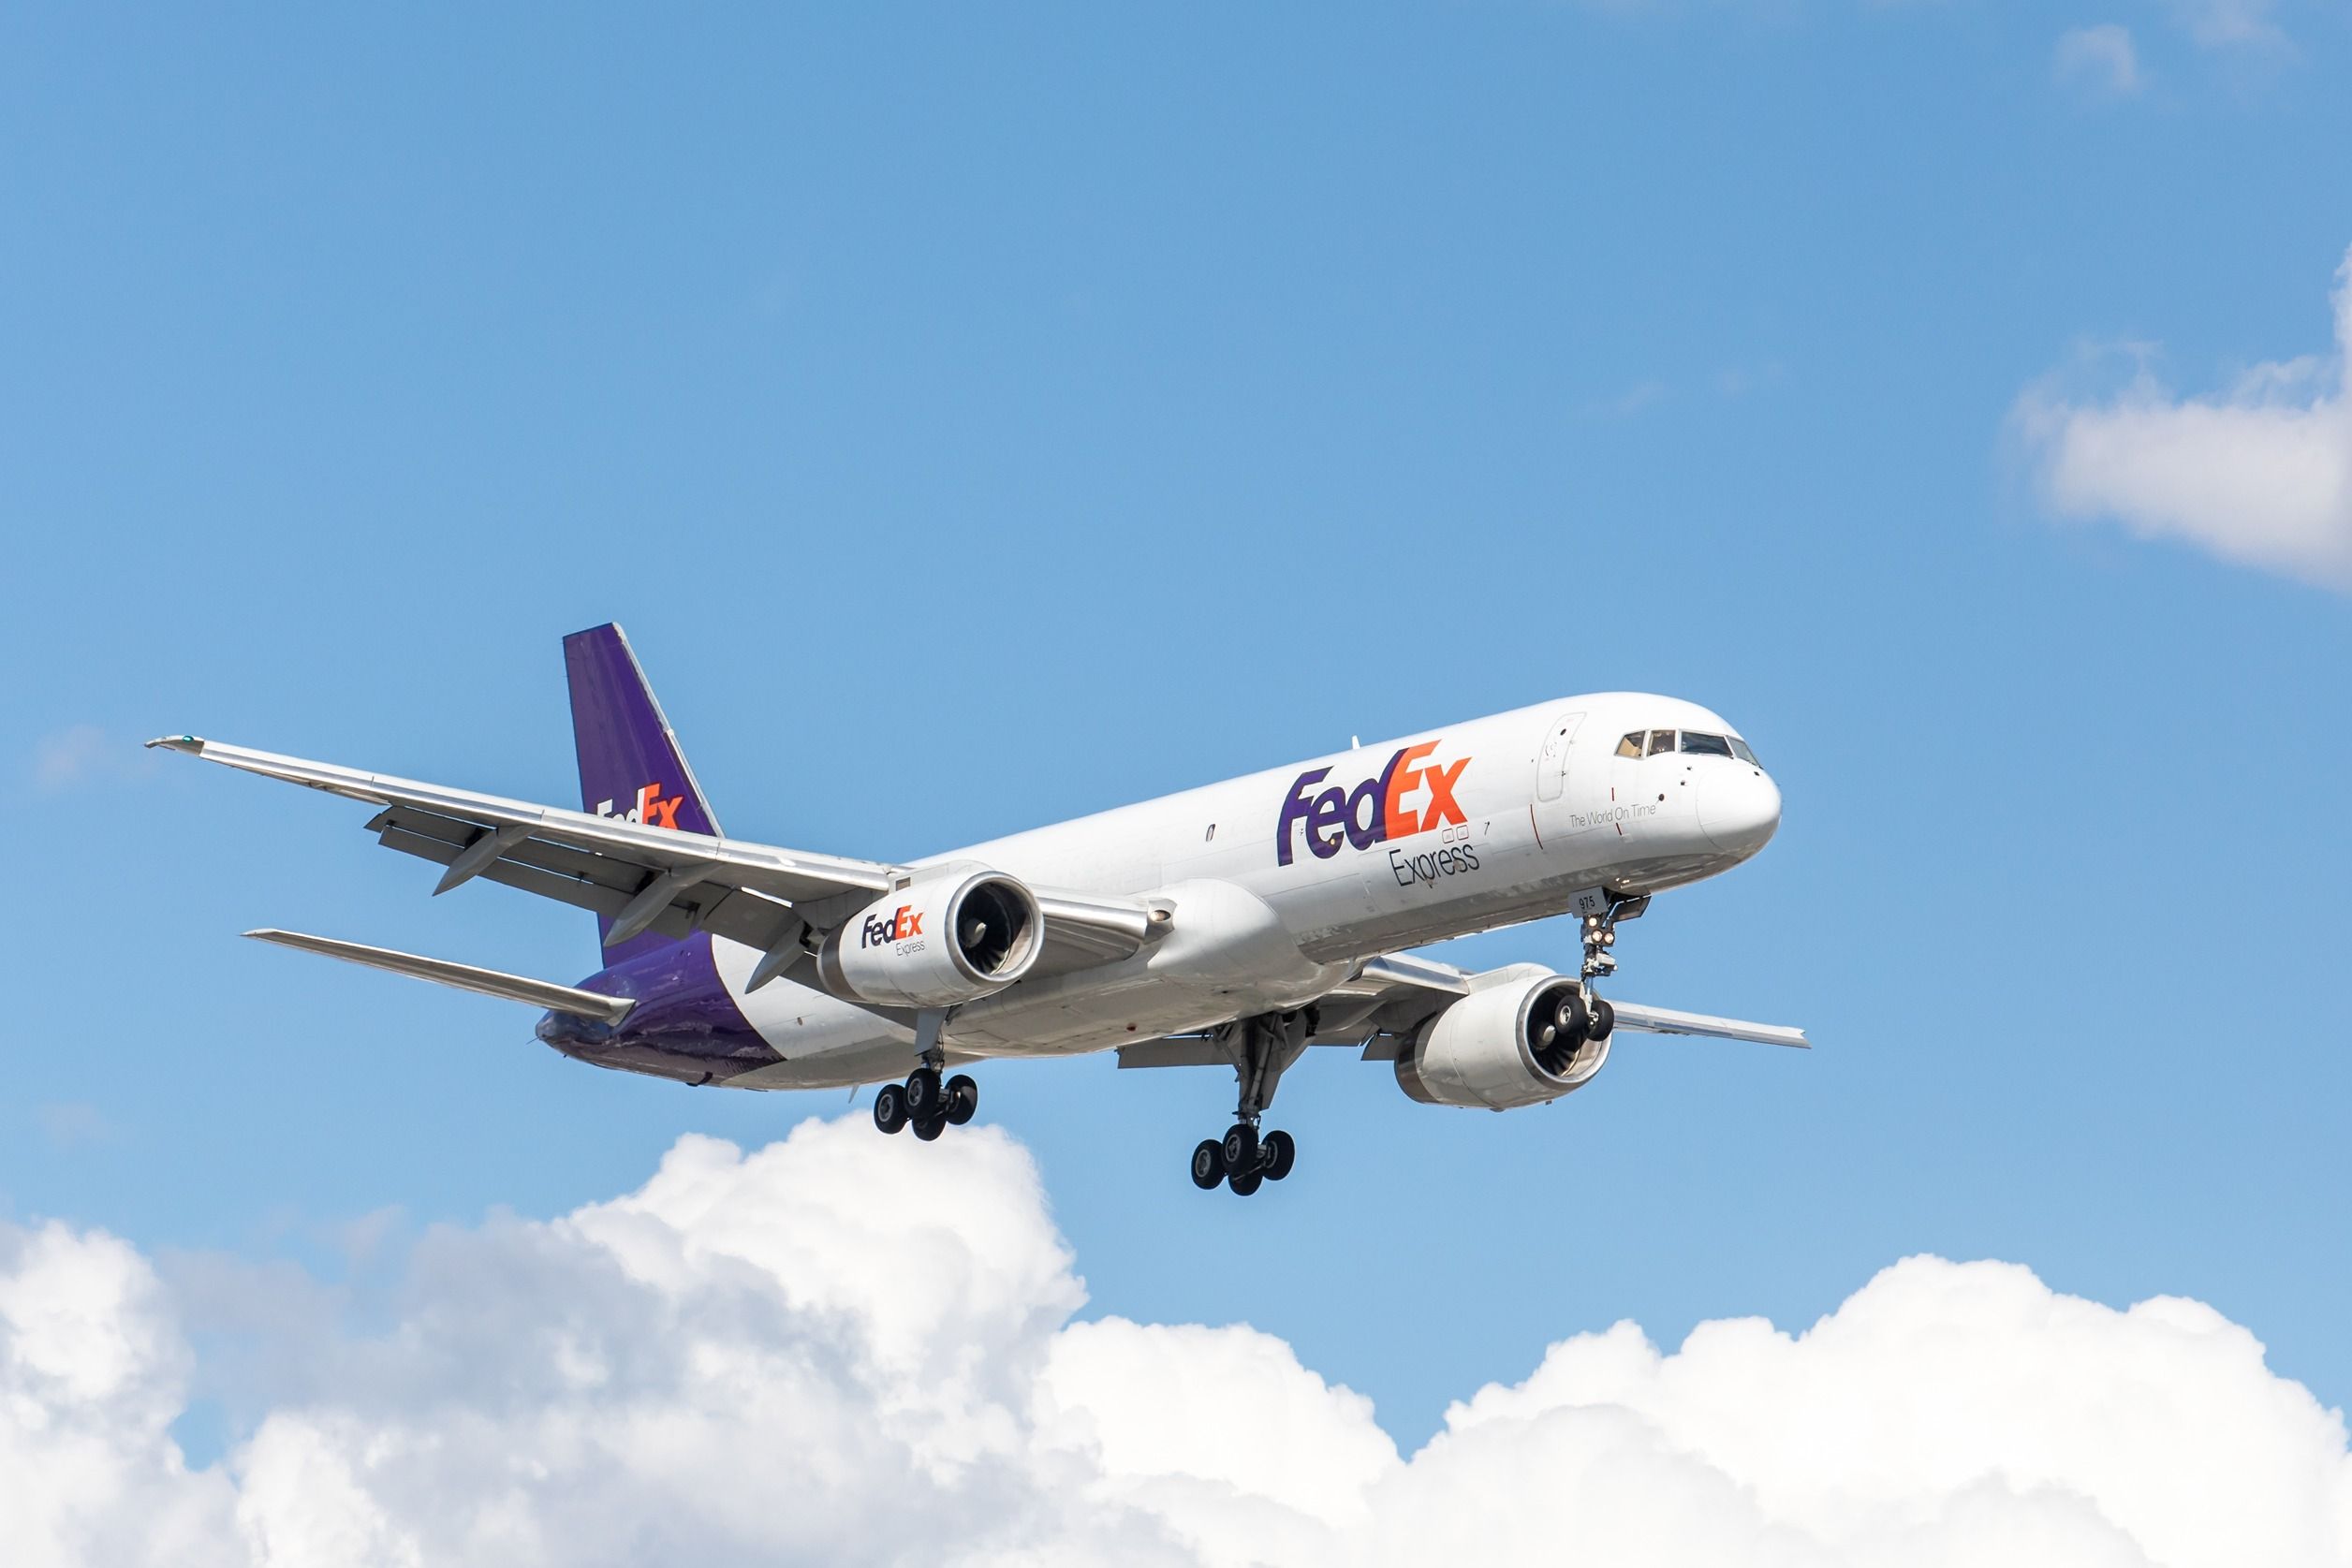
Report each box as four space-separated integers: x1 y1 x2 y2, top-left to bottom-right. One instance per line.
145 735 204 754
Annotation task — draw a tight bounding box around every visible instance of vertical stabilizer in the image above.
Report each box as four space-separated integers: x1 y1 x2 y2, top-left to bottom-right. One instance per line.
563 623 723 960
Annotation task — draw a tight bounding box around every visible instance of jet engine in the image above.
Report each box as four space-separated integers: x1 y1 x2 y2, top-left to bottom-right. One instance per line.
817 866 1043 1009
1395 968 1612 1111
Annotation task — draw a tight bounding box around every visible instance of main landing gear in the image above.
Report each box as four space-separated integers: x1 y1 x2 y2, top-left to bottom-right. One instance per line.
1189 1008 1311 1197
1191 1125 1296 1195
873 1066 978 1141
872 1007 978 1142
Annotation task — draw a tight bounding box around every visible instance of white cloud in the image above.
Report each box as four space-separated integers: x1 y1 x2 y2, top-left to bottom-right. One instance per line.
5 1118 2350 1567
30 725 156 795
2016 244 2352 591
2054 24 2144 94
2171 0 2282 48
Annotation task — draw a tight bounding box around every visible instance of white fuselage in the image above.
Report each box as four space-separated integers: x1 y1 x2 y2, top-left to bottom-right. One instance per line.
715 692 1782 1089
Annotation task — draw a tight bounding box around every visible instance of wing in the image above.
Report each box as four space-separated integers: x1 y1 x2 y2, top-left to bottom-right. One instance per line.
1116 951 1806 1073
1316 951 1810 1055
152 736 1154 975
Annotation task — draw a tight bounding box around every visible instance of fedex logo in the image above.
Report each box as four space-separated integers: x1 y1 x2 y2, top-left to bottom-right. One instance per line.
1276 741 1469 866
594 782 684 830
860 906 925 947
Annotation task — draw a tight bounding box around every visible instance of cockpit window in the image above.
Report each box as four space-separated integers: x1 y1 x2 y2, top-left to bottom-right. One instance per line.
1646 729 1677 756
1681 731 1734 758
1616 732 1645 758
1728 736 1759 766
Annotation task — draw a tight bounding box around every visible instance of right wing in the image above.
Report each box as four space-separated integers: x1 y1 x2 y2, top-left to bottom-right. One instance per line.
1308 950 1809 1055
152 737 1155 976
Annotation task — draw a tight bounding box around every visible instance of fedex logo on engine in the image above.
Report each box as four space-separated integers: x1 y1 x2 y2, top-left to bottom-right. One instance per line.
860 906 924 947
1276 741 1469 866
594 783 684 830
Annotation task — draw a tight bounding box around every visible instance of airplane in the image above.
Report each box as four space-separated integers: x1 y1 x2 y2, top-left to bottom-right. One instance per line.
153 623 1804 1195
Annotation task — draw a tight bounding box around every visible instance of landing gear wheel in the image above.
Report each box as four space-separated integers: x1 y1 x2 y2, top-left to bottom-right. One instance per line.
1228 1168 1265 1196
904 1066 943 1120
873 1083 910 1135
944 1074 978 1126
1221 1123 1258 1174
1261 1129 1296 1181
1588 998 1615 1042
911 1113 947 1142
1190 1139 1226 1190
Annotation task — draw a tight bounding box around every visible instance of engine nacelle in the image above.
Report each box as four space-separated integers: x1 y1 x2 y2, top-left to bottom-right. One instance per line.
1395 967 1612 1111
816 867 1043 1009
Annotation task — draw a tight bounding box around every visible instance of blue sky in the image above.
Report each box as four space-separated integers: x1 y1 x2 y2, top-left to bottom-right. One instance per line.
6 0 2350 1470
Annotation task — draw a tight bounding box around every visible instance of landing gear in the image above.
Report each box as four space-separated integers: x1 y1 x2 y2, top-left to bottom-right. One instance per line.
1577 894 1646 1038
1187 1125 1296 1195
1189 1009 1311 1195
874 1065 978 1142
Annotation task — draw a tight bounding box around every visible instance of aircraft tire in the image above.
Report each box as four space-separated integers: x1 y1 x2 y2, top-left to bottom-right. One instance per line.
1228 1168 1264 1197
1262 1130 1296 1181
1588 999 1615 1042
912 1113 947 1142
1190 1139 1225 1190
873 1083 910 1135
904 1067 943 1119
1221 1123 1258 1174
944 1075 978 1126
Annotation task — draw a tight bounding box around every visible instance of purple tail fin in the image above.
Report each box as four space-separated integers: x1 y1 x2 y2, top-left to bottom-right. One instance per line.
563 623 723 960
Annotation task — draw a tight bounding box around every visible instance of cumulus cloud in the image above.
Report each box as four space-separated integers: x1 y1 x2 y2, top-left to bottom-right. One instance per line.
5 1118 2349 1567
2016 245 2352 591
2054 24 2144 94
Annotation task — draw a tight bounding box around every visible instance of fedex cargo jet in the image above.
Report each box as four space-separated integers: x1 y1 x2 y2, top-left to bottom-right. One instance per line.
154 623 1802 1195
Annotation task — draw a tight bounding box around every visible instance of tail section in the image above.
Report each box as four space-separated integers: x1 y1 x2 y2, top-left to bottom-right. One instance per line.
563 623 722 960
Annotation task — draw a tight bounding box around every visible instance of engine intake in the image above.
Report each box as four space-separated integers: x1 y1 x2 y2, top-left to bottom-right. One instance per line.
817 867 1043 1009
1396 968 1612 1111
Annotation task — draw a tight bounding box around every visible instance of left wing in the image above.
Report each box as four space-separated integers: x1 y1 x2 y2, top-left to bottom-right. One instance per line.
151 736 1154 975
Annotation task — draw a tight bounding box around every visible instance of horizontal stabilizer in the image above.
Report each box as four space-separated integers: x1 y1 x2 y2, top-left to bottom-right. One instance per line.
243 929 636 1023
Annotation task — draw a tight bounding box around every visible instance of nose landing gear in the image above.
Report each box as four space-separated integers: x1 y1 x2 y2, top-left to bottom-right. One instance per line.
1188 1008 1311 1196
1576 894 1646 1039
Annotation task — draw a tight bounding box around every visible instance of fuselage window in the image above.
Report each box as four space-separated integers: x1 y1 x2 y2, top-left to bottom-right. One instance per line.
1728 737 1759 766
1682 732 1734 758
1616 732 1645 758
1646 729 1677 756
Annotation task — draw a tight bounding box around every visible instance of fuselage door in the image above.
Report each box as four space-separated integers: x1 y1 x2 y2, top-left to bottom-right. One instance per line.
1536 711 1584 802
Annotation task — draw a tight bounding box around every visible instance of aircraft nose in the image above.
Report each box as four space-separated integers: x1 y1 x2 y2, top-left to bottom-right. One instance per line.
1699 766 1782 857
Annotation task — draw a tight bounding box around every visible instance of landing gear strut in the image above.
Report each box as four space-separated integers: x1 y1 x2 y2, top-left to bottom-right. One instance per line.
1189 1008 1310 1196
1576 895 1647 1041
